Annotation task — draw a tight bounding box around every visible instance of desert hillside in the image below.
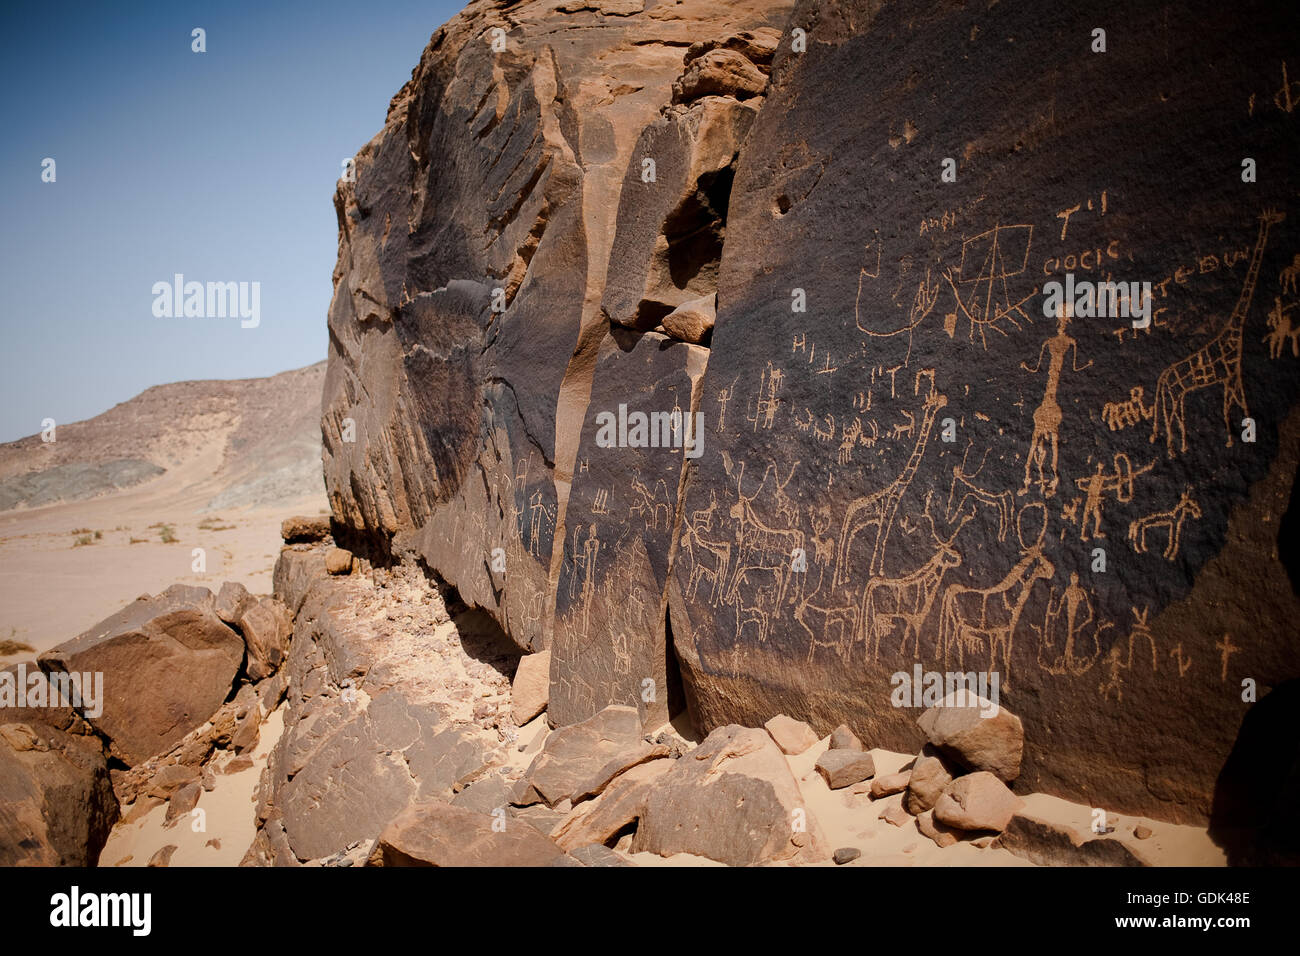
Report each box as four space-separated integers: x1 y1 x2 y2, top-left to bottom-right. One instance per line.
0 362 328 660
0 361 326 512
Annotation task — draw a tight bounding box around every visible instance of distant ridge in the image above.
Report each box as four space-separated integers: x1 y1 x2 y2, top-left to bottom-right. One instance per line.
0 362 326 511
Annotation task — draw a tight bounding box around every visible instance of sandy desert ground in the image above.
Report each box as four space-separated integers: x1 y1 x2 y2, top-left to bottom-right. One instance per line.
0 441 326 663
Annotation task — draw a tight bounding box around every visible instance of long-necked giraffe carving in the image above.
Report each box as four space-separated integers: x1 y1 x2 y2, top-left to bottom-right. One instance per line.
836 385 947 584
1150 208 1285 457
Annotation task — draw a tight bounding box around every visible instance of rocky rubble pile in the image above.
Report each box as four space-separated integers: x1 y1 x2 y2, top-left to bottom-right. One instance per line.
1 538 299 864
4 516 1174 866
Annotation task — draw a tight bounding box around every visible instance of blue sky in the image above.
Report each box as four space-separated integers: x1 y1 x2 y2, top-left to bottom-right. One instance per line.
0 0 462 442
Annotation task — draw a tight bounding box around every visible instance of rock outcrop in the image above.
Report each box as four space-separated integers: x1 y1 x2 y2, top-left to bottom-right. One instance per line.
319 0 1300 827
0 722 118 866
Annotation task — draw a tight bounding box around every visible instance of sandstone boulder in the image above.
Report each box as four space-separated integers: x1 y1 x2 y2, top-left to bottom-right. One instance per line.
933 771 1023 833
214 581 253 625
272 548 328 615
672 47 768 103
281 516 331 543
871 770 911 798
764 713 820 755
369 801 565 867
513 705 646 807
661 293 717 344
0 662 88 734
236 597 292 681
550 758 674 851
0 722 118 865
511 649 550 725
904 748 959 816
916 810 960 849
917 693 1023 782
38 585 244 766
325 547 354 575
830 723 864 752
631 724 826 865
815 748 875 789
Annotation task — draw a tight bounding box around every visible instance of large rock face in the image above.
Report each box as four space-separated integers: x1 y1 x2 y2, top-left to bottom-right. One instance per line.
668 0 1300 824
321 0 795 668
323 0 1300 826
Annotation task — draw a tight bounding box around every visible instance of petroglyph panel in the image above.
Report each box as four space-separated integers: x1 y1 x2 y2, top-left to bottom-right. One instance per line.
669 0 1300 822
551 332 706 726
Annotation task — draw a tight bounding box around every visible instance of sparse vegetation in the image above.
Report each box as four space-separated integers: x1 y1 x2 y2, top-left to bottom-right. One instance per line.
129 536 147 544
70 527 92 535
158 524 178 543
73 534 94 547
1 629 34 656
198 517 235 532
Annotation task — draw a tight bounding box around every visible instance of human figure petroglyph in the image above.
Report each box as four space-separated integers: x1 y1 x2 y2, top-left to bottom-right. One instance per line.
1073 453 1153 541
747 362 783 432
1100 607 1157 701
1038 572 1110 677
527 490 553 556
1264 296 1300 358
1150 209 1282 456
629 474 672 533
1128 487 1202 560
836 384 947 583
1021 304 1092 498
1099 645 1126 701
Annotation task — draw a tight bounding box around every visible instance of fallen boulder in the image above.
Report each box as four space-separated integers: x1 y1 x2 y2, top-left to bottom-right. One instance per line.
764 714 820 755
368 801 565 867
917 692 1023 783
815 749 876 789
281 515 331 544
513 705 646 808
0 722 119 865
631 724 826 865
37 585 244 766
933 771 1023 833
510 649 550 725
904 747 960 815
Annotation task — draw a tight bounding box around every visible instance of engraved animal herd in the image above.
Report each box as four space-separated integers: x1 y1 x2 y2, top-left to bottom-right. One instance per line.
669 207 1292 694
